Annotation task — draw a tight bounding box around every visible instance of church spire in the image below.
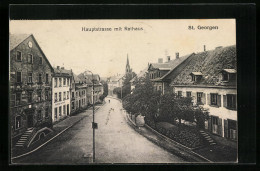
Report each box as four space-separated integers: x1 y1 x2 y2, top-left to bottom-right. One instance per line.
125 54 131 75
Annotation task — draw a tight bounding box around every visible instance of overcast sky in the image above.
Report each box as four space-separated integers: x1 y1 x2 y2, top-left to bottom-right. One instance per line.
10 19 236 78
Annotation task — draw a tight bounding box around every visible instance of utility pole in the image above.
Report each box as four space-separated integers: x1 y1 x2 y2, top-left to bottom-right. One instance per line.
85 70 96 163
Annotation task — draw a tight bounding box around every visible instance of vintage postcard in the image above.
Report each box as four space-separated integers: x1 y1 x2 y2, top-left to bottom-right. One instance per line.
9 19 237 164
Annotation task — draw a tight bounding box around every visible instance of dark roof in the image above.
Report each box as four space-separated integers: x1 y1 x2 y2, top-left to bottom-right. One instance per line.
10 34 31 50
54 68 72 77
77 73 92 84
171 45 236 87
149 53 192 71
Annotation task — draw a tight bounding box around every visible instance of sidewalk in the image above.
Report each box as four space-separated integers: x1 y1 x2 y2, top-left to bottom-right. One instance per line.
125 112 237 163
11 105 102 160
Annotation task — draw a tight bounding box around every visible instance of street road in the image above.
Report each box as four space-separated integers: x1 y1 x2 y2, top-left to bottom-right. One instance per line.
13 97 185 164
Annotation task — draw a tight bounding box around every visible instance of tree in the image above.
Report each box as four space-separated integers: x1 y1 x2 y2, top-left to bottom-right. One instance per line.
101 81 108 97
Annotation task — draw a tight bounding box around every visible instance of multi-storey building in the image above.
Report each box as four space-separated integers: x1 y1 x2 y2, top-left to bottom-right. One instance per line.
52 66 72 122
170 45 237 141
148 53 194 94
10 34 53 146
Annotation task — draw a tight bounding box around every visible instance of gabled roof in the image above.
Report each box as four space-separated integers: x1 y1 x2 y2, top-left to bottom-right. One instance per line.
171 45 236 86
149 53 193 72
10 34 54 72
10 34 31 50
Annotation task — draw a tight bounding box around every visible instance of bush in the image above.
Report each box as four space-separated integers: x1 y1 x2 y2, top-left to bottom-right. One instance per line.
154 122 205 148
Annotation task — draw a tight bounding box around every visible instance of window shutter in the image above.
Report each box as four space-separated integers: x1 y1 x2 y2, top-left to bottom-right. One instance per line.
208 116 212 132
202 93 206 105
224 119 228 138
223 95 227 108
218 118 222 136
207 94 210 105
234 95 237 110
217 95 221 107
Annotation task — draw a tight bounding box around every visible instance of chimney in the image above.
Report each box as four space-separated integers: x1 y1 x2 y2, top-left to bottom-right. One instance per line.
57 66 60 69
167 56 171 62
204 45 206 51
158 58 163 63
61 67 64 70
176 52 179 59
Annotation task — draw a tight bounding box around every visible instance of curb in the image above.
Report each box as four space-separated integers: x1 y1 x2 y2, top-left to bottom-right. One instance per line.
11 104 104 160
144 124 212 163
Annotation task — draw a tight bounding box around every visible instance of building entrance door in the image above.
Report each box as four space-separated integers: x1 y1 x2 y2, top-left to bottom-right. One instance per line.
27 114 33 128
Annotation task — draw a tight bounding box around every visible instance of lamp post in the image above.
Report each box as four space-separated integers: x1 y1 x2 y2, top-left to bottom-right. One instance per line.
85 70 96 163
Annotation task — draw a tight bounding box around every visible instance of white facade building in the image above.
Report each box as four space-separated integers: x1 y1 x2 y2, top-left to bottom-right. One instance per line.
52 66 72 123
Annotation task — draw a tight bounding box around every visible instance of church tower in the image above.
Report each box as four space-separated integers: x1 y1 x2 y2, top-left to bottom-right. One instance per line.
125 54 131 75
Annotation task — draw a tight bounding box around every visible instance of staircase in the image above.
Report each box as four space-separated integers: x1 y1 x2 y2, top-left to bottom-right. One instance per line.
199 130 216 146
15 128 34 147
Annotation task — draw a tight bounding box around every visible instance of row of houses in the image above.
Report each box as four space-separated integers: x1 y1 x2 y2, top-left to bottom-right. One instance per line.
10 34 103 147
131 45 237 141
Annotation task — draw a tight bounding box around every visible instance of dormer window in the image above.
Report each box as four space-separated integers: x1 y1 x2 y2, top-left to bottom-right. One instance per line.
190 72 202 82
221 69 236 82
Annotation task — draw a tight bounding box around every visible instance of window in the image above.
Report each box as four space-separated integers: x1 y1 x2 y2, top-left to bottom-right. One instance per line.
222 72 228 81
67 91 69 99
59 106 62 116
39 57 43 65
64 78 66 86
192 75 196 81
37 110 42 120
16 92 21 105
59 78 62 87
17 72 22 83
76 92 78 97
63 105 66 115
212 116 219 134
38 74 42 83
28 72 33 83
45 90 49 100
72 92 74 98
37 91 42 101
59 92 61 101
211 93 218 105
45 107 49 118
55 78 58 87
28 54 33 64
227 94 236 109
55 93 57 102
158 72 161 77
46 74 49 83
28 91 33 103
72 102 75 109
158 86 162 92
55 108 58 119
177 91 182 97
63 92 66 100
186 91 191 97
197 92 203 103
15 116 22 129
67 78 69 86
16 51 22 61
